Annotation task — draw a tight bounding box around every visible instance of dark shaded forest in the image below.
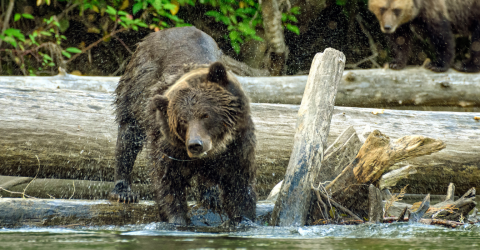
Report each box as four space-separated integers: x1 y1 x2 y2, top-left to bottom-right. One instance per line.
0 0 471 76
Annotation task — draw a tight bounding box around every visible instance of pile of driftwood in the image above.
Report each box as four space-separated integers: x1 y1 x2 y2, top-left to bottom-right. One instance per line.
268 49 477 228
0 48 478 229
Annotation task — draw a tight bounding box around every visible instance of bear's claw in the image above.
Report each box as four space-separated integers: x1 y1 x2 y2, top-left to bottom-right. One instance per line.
109 180 139 203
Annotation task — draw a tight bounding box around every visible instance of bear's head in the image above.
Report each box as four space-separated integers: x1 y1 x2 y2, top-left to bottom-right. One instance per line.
150 62 246 159
369 0 421 33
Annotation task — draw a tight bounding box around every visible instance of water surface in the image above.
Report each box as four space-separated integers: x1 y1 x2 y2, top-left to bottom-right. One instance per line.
2 223 480 249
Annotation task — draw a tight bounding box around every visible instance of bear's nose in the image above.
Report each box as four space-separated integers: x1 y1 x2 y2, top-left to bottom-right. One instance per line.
383 25 392 32
188 139 204 154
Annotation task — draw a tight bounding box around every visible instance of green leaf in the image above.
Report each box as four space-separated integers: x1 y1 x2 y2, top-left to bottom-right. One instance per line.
118 10 128 16
281 13 287 22
66 47 82 53
132 25 138 31
231 41 240 54
14 13 21 22
290 6 301 15
4 28 25 41
29 34 37 45
132 2 143 14
163 3 176 10
286 23 300 35
152 0 162 11
62 51 72 58
238 23 255 35
136 21 148 28
329 207 336 219
22 13 34 19
43 54 53 61
3 36 17 47
336 0 347 6
48 62 56 67
229 30 239 41
287 15 298 23
106 6 117 15
40 31 51 36
251 34 263 42
205 11 221 18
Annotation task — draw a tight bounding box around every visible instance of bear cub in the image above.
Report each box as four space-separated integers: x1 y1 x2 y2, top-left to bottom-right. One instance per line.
110 26 257 225
369 0 480 72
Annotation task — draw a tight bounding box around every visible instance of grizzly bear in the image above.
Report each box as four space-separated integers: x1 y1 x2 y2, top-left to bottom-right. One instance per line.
110 26 257 225
369 0 480 72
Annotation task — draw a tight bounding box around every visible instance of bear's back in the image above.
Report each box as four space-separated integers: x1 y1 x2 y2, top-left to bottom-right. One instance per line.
115 27 224 124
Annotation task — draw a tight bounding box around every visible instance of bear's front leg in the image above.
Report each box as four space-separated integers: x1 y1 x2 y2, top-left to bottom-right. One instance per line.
421 18 455 72
387 25 413 70
110 122 145 203
221 178 257 224
152 158 190 225
454 20 480 73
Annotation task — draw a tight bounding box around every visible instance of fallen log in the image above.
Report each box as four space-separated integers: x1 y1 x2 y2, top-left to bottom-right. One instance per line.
0 197 274 228
1 85 479 198
1 67 480 107
271 49 345 226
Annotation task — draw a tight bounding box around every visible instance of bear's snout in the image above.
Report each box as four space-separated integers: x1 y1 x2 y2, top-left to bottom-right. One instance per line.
188 139 204 154
186 121 212 158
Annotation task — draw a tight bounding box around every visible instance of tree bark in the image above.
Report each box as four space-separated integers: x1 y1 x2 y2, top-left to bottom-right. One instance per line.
270 49 345 226
260 0 289 76
1 85 479 198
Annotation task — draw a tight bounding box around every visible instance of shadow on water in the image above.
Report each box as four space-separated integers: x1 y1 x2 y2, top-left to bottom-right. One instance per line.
2 223 480 250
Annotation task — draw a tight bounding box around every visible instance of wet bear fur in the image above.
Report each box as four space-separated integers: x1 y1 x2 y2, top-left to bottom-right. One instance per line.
111 26 257 225
369 0 480 72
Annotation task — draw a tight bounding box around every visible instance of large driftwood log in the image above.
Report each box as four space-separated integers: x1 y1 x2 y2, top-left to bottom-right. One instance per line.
1 85 479 198
270 49 345 226
1 67 480 107
311 130 445 220
0 197 275 228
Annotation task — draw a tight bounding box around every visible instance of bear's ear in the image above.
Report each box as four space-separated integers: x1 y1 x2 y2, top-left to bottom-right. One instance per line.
207 62 228 86
151 95 169 114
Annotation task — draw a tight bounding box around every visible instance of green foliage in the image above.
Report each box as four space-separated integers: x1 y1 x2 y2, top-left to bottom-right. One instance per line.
0 0 301 74
282 6 300 35
204 0 262 53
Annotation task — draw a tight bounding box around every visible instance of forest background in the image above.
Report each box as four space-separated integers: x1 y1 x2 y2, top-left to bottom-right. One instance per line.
0 0 472 76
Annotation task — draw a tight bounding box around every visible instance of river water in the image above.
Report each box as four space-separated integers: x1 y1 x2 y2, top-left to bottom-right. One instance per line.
2 223 480 250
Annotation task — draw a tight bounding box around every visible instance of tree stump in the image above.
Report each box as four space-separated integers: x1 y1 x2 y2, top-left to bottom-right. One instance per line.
309 130 446 221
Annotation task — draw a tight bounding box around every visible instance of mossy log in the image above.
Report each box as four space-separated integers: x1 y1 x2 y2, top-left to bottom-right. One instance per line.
1 67 480 107
0 85 479 198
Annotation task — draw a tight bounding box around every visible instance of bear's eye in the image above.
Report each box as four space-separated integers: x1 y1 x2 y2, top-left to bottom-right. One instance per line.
393 8 401 16
380 7 387 15
201 114 209 119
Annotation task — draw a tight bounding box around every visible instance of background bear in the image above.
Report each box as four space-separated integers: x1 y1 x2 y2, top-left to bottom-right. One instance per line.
369 0 480 72
110 26 257 225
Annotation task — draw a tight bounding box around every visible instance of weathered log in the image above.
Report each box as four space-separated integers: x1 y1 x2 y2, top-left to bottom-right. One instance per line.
0 197 274 228
1 85 479 198
270 49 345 226
2 67 480 107
409 194 430 223
311 130 445 220
422 187 476 221
368 184 383 223
0 175 151 200
379 165 417 189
